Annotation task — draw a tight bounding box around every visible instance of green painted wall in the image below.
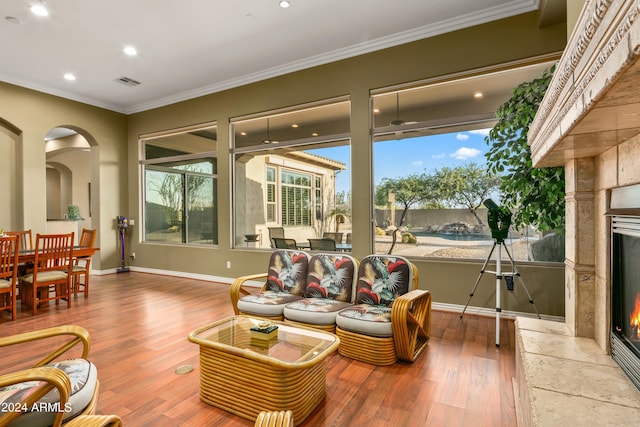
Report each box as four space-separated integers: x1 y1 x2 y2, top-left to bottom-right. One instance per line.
0 11 567 316
126 12 566 315
0 82 127 270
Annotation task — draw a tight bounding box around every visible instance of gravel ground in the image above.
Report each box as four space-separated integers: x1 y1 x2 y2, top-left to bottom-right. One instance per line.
375 236 531 261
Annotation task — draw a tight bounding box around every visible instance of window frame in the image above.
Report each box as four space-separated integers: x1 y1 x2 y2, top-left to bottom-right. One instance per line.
140 123 218 246
230 97 351 249
369 60 560 263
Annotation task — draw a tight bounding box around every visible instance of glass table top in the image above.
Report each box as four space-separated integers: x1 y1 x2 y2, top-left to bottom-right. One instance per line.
189 315 339 366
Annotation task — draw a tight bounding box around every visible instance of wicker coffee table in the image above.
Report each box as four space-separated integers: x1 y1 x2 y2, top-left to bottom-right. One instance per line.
188 315 339 425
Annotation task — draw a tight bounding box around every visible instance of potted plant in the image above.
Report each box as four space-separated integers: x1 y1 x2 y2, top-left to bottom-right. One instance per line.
67 204 82 220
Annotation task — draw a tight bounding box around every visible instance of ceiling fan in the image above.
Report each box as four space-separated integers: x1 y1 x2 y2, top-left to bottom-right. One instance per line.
390 92 405 126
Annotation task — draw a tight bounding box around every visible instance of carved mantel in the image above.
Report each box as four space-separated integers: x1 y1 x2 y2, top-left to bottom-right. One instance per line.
517 2 640 424
529 0 640 167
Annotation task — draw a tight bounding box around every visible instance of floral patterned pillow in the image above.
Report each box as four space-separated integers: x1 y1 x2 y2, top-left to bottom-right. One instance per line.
304 253 356 302
355 255 412 306
264 250 309 296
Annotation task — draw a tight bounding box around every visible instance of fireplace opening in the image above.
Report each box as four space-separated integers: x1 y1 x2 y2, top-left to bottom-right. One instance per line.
611 215 640 391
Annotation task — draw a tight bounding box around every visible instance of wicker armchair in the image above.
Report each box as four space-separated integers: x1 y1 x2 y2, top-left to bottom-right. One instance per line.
230 249 310 320
283 253 358 332
65 415 123 427
254 410 293 427
335 255 431 365
0 325 104 426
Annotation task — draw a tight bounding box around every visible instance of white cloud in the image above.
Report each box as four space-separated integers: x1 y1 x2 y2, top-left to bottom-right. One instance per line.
451 147 481 160
432 153 446 159
412 160 424 166
469 128 491 136
456 133 469 141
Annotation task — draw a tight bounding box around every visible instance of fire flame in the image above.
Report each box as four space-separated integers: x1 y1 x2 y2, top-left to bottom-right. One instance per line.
630 293 640 340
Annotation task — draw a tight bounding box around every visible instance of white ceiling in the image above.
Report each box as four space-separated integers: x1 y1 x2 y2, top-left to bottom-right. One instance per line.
0 0 544 114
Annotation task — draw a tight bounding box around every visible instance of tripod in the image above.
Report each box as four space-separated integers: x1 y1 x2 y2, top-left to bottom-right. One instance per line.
460 239 540 346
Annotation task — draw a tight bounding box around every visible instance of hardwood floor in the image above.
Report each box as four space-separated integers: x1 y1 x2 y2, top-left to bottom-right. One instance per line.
1 272 518 426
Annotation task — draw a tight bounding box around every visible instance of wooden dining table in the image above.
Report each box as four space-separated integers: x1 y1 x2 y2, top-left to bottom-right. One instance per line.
17 246 100 264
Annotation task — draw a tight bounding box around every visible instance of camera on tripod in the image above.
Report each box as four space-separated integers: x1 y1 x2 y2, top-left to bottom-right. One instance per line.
484 199 511 243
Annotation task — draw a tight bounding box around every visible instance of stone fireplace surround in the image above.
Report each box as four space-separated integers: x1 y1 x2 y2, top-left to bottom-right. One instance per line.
519 0 640 425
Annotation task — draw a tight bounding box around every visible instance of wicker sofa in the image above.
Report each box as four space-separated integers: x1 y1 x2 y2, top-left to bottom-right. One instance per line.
230 252 431 365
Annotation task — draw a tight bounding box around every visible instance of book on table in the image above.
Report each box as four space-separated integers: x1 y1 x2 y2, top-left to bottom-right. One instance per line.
250 324 278 340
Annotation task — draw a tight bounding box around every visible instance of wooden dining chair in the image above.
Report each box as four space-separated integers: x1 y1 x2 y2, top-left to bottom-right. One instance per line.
0 234 20 320
19 232 75 315
72 228 97 297
6 229 33 250
6 229 33 276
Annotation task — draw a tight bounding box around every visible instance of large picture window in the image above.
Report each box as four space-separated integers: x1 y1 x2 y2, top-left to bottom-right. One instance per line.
372 61 559 262
232 98 351 250
141 124 218 245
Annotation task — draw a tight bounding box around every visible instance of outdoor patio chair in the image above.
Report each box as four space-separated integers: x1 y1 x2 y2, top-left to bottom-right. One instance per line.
322 232 343 243
271 237 298 249
230 249 310 320
283 253 358 332
308 238 336 251
268 227 285 247
335 254 431 365
0 325 102 426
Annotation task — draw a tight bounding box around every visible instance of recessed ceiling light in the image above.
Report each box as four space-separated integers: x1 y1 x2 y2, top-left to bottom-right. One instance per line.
123 46 138 56
373 108 380 113
312 132 319 137
474 92 483 99
291 124 298 128
279 1 291 8
240 132 247 136
64 73 76 81
30 2 49 17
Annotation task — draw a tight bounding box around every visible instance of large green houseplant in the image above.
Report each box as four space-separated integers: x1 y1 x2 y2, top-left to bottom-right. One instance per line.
485 65 565 233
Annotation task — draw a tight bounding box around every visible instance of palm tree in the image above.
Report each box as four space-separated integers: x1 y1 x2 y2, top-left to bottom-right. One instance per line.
325 206 351 232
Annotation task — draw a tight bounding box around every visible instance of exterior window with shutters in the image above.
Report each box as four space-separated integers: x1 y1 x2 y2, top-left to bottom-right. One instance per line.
280 170 312 226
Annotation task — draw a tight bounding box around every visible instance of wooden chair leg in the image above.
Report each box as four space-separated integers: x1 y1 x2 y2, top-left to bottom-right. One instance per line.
84 271 90 297
392 289 432 362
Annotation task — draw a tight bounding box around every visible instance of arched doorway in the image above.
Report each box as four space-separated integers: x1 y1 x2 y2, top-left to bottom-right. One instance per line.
45 126 99 250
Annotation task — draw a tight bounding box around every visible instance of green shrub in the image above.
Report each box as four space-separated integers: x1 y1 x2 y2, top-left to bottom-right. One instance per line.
402 232 417 244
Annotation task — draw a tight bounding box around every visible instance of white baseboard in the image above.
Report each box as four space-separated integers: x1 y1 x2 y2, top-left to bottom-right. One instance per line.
91 267 565 321
433 301 564 322
91 266 262 286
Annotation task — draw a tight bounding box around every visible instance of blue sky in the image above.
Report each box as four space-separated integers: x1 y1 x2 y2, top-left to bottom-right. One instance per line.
309 128 492 195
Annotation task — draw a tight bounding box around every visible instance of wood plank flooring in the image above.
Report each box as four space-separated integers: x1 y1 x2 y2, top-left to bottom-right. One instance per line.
0 272 518 426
